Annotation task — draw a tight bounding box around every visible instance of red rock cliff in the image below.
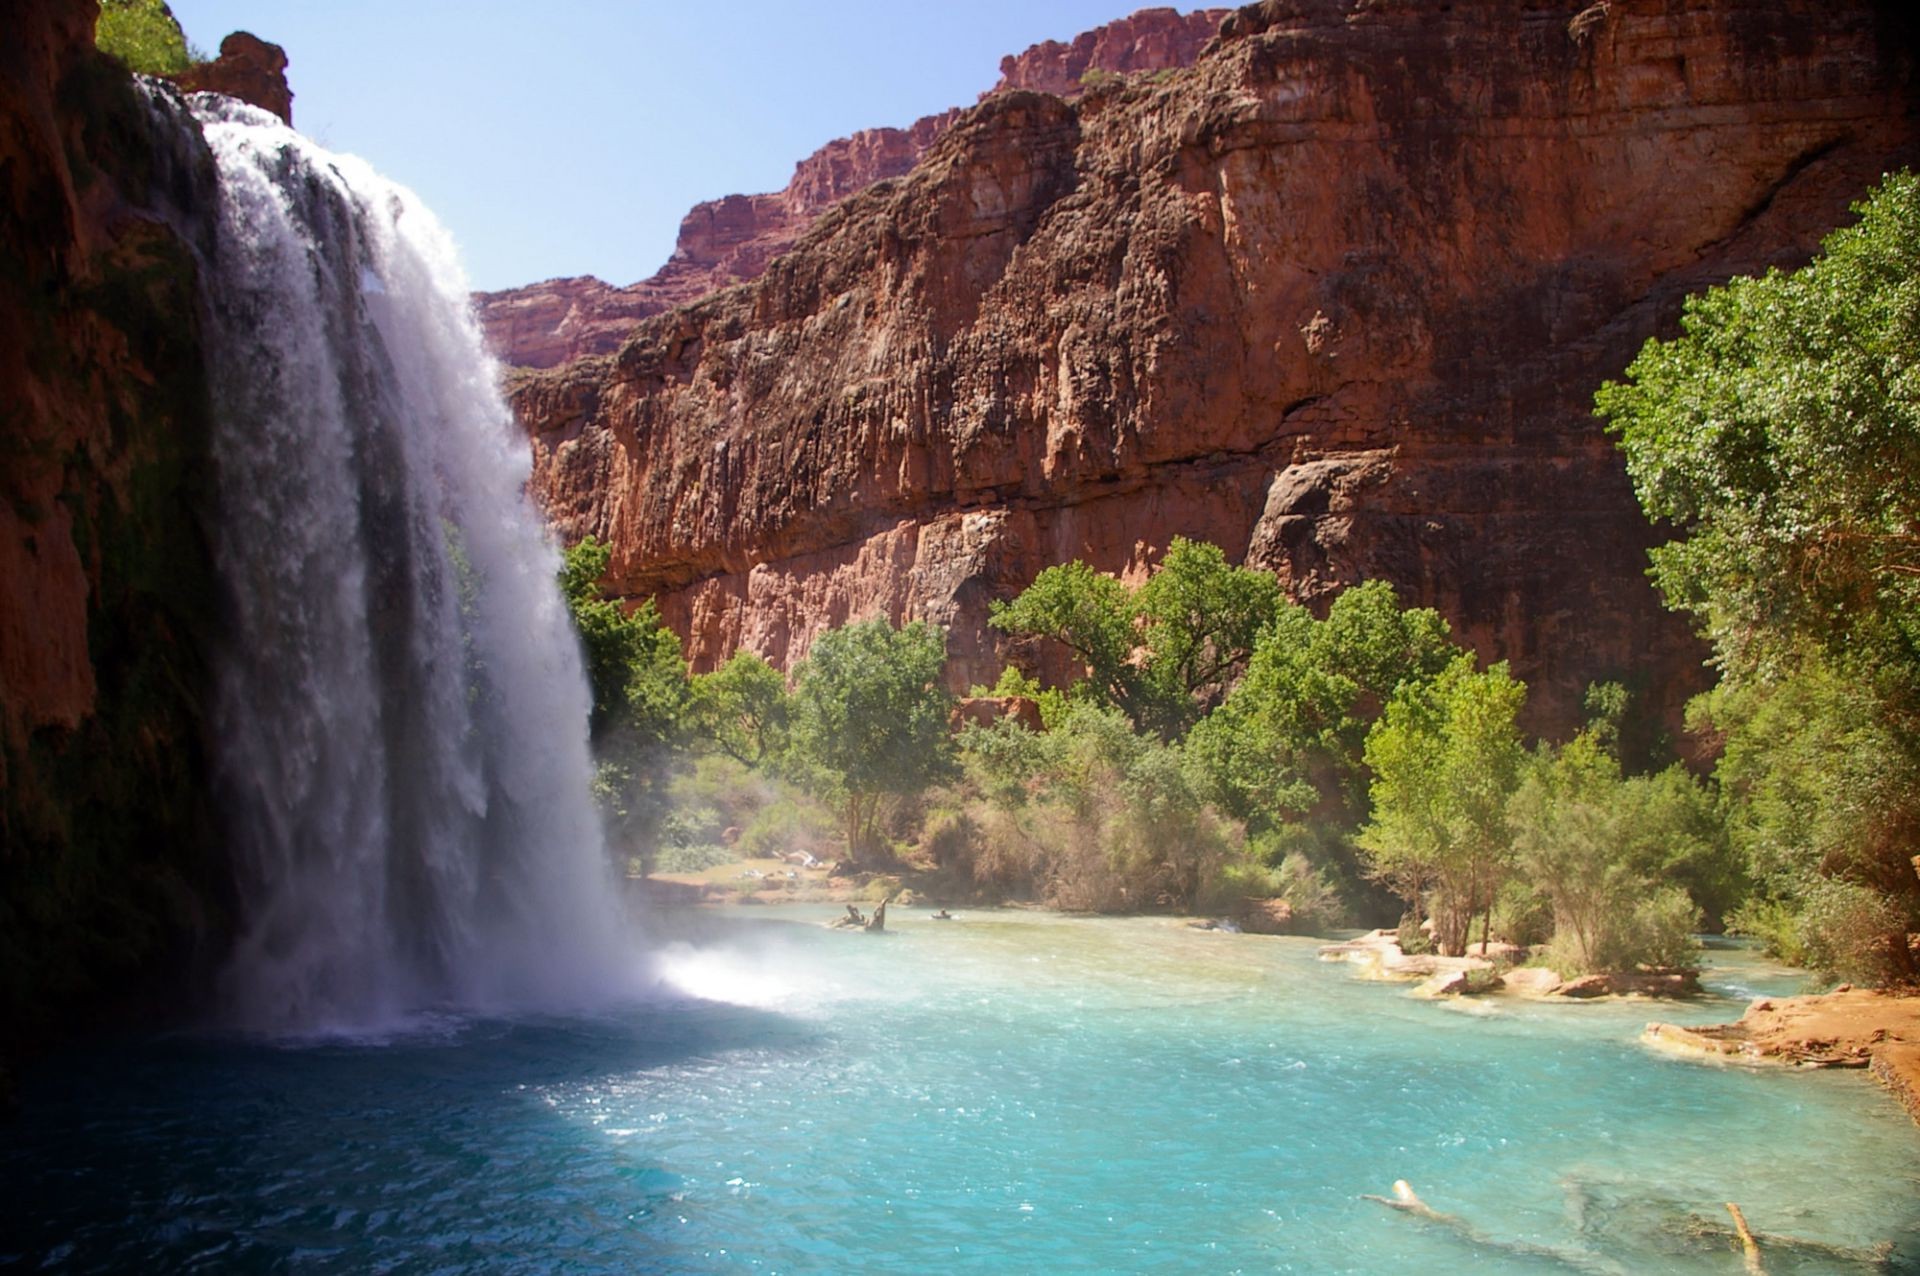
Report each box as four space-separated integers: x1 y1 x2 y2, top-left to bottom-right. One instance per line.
477 7 1228 369
174 30 293 125
508 0 1919 739
2 0 227 1039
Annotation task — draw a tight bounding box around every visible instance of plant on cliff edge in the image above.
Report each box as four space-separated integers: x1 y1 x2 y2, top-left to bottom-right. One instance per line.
95 0 199 76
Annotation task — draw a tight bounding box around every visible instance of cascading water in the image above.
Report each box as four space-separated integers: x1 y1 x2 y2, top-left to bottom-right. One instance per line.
175 94 640 1032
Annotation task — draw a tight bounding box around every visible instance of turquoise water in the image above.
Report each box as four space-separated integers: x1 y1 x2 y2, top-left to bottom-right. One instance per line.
6 909 1918 1273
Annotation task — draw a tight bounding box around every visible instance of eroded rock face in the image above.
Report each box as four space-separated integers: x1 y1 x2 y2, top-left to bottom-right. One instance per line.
2 0 225 1036
509 0 1918 738
174 30 293 125
991 5 1225 95
475 8 1228 369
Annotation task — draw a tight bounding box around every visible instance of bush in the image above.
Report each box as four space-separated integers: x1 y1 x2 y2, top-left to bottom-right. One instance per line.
1541 885 1699 975
736 793 838 861
1491 880 1552 948
654 843 735 874
1794 880 1915 986
95 0 196 75
1725 897 1809 966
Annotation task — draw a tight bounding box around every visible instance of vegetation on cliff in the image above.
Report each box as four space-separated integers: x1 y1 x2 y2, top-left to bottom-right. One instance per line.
93 0 201 76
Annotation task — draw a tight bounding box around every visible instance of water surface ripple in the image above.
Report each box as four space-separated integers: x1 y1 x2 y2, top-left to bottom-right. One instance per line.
6 909 1918 1273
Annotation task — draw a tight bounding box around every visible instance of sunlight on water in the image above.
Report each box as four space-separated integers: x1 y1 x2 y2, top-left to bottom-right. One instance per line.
6 909 1918 1273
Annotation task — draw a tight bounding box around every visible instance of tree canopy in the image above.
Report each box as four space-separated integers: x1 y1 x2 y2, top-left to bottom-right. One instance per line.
1357 656 1527 955
989 537 1281 738
1599 171 1920 983
790 617 955 862
1598 169 1920 687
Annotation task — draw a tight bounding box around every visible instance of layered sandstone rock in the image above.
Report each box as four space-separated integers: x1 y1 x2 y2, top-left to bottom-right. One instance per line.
477 7 1228 369
509 0 1919 738
991 5 1223 95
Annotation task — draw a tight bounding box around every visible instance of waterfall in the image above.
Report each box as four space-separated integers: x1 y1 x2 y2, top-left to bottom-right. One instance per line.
179 95 640 1032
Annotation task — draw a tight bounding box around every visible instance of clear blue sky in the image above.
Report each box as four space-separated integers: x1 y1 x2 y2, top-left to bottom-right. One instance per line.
165 2 1184 292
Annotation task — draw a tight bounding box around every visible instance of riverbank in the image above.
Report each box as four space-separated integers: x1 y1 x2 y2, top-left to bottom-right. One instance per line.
1645 988 1920 1127
1316 929 1700 1000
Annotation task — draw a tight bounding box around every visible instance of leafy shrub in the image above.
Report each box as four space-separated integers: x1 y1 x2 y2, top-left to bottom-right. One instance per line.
736 793 838 860
654 843 735 875
1794 880 1915 986
95 0 196 75
1491 880 1552 948
1541 885 1699 975
1202 853 1344 931
1725 896 1809 966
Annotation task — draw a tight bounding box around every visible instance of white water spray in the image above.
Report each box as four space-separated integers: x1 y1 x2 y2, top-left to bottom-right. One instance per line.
180 95 640 1032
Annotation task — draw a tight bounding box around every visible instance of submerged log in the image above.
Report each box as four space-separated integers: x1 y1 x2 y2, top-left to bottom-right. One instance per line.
1726 1202 1765 1275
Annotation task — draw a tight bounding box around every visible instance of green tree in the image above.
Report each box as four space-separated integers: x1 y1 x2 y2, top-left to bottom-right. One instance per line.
1358 656 1527 955
989 560 1138 710
1507 733 1707 974
989 537 1281 738
1187 580 1457 835
1703 664 1920 983
789 617 956 862
558 536 687 747
1598 170 1920 684
688 650 791 766
95 0 196 75
1598 171 1920 982
1132 539 1285 735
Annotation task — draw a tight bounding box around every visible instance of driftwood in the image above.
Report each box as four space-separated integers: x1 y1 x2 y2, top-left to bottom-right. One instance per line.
827 895 894 933
1727 1202 1764 1275
1366 1180 1893 1272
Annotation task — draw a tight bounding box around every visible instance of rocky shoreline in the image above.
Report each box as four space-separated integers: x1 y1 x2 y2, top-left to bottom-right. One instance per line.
1316 930 1699 1001
1644 989 1920 1128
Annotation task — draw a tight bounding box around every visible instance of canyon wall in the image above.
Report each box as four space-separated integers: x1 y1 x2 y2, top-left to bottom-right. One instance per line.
0 0 289 1041
478 8 1229 369
508 0 1919 739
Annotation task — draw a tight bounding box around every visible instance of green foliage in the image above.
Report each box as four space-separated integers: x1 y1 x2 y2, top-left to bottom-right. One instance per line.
1507 732 1712 973
1358 656 1527 955
1599 170 1920 685
978 664 1042 699
1599 172 1920 985
1189 580 1457 833
954 701 1245 912
95 0 195 76
1490 879 1553 949
989 537 1281 738
558 536 688 746
688 649 791 766
1696 663 1920 982
558 536 692 867
654 842 736 874
990 559 1138 709
790 617 956 860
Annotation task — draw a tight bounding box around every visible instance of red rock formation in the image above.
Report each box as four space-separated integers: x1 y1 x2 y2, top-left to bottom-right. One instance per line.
476 8 1228 369
508 0 1919 740
989 5 1224 96
174 30 293 125
3 0 225 1035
